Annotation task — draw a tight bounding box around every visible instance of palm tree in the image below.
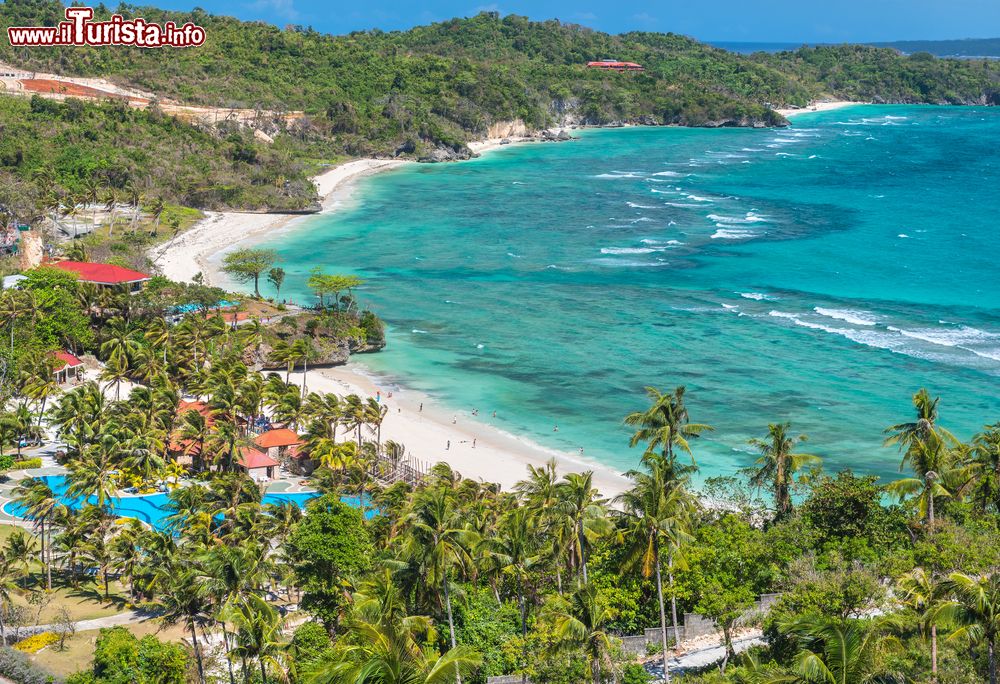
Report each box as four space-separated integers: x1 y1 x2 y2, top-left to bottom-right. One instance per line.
617 455 695 675
304 574 482 684
885 431 958 527
554 472 610 584
964 424 1000 515
66 435 120 509
884 388 956 453
149 196 165 236
551 583 615 684
765 613 904 684
400 487 475 665
486 507 539 641
223 593 289 684
0 552 23 644
897 567 941 681
0 290 37 355
11 477 63 590
365 398 389 452
935 571 1000 684
157 564 212 684
624 386 713 465
747 423 821 520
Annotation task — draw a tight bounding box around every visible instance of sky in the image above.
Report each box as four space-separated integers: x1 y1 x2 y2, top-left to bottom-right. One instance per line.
153 0 1000 42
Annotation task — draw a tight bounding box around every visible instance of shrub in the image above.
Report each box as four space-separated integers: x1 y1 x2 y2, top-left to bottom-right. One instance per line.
14 632 59 653
0 645 60 684
0 454 14 470
12 458 42 470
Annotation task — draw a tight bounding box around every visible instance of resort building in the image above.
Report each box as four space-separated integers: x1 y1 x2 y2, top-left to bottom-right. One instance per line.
236 446 280 482
586 59 644 72
50 261 151 293
168 400 215 467
253 428 302 460
52 351 84 385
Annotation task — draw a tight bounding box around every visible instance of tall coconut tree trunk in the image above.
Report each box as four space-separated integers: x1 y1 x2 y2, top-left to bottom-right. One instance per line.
654 549 672 683
931 624 938 682
443 572 461 684
668 556 682 651
579 520 588 584
189 618 205 684
988 638 996 684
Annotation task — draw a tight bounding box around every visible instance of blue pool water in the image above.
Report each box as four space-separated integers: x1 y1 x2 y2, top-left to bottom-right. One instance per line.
246 105 1000 484
6 476 373 530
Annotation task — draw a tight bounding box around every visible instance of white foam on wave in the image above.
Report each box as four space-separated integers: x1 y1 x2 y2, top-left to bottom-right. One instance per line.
507 252 523 258
712 228 757 240
775 152 796 157
411 329 428 334
600 246 661 255
641 238 684 246
814 307 877 326
627 202 659 209
590 258 670 268
663 201 702 208
594 171 644 179
767 313 1000 366
651 171 681 177
739 292 775 301
707 213 768 224
686 194 714 202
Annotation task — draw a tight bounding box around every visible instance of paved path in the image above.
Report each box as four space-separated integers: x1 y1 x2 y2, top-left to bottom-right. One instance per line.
644 633 764 679
30 609 154 634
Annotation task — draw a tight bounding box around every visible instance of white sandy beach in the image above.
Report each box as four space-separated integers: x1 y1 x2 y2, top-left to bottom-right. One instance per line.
149 154 630 495
775 100 866 118
148 159 410 285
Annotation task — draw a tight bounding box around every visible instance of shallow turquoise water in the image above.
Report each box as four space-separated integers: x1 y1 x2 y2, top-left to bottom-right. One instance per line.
261 105 1000 482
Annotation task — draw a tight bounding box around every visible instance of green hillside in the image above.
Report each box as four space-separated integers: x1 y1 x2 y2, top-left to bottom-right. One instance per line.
0 1 997 215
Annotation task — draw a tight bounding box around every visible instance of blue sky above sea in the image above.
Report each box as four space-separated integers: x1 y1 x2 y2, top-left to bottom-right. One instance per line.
153 0 1000 42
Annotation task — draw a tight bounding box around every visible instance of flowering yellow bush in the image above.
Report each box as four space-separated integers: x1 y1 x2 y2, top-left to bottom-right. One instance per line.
13 632 59 654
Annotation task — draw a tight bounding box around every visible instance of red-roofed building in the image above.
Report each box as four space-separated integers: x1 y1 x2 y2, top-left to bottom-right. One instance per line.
52 351 84 384
236 446 279 481
254 428 301 459
586 60 644 72
168 400 216 468
50 261 151 293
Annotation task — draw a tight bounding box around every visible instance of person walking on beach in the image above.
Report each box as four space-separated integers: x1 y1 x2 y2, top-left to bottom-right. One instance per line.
446 440 450 450
473 438 476 449
419 403 423 412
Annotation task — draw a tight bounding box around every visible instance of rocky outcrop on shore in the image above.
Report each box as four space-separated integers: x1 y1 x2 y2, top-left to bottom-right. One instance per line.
244 310 386 370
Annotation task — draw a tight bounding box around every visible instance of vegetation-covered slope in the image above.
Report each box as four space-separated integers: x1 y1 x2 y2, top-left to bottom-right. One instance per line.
0 2 997 214
0 94 318 213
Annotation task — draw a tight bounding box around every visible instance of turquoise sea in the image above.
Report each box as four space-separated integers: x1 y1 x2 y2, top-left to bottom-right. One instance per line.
259 105 1000 482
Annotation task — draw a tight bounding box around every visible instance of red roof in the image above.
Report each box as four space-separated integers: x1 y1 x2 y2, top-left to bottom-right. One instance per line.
254 428 301 449
53 351 83 371
51 261 150 284
237 447 279 470
586 61 643 69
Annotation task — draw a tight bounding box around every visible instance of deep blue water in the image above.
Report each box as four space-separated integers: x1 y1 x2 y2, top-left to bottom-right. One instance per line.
257 105 1000 482
3 476 371 530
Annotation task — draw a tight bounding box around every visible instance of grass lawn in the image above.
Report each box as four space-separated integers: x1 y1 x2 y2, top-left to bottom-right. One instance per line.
0 523 35 545
29 620 190 679
10 580 131 624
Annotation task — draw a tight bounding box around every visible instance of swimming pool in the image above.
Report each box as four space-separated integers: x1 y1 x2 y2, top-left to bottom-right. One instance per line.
4 475 374 530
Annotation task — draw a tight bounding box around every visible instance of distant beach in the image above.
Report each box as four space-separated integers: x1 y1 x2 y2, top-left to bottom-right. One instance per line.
775 100 866 117
149 158 411 285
